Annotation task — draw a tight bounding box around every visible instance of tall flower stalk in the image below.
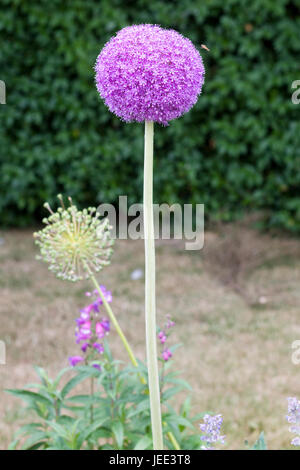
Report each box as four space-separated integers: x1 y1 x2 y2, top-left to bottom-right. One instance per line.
85 262 139 368
143 120 163 448
95 23 205 449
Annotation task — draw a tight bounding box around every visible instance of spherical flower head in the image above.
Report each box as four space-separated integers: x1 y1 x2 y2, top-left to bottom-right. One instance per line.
34 195 114 282
95 24 205 125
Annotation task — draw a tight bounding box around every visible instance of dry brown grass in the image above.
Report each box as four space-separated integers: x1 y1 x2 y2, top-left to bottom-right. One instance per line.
0 225 299 450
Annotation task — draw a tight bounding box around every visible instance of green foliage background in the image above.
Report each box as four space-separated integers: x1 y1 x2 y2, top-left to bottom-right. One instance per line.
0 0 299 230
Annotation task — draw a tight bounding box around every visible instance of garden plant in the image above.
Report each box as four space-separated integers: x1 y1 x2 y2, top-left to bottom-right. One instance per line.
4 22 300 452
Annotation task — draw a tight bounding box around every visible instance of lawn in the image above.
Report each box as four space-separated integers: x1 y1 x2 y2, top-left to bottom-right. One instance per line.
0 223 299 449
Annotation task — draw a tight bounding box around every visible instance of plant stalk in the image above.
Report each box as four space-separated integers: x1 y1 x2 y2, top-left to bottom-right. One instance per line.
84 262 139 369
143 120 163 450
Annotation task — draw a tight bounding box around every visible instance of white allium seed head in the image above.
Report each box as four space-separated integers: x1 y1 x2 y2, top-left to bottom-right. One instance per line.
34 196 114 282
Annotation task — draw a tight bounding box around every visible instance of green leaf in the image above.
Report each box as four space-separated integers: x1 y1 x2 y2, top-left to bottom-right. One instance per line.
60 368 98 398
252 432 267 450
134 435 152 450
112 421 124 449
6 389 53 407
77 417 109 447
21 432 49 450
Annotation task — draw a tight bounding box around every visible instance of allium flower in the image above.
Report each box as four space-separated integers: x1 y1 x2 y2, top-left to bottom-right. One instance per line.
199 414 225 450
95 24 205 125
286 397 300 446
34 195 114 282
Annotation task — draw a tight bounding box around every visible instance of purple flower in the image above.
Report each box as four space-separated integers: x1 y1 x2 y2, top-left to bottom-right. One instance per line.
93 342 104 354
95 319 110 338
165 315 175 329
92 286 112 304
92 363 101 371
162 349 172 361
199 414 225 450
286 397 300 446
95 322 105 339
81 342 89 353
158 331 167 344
101 319 110 333
95 24 205 125
68 355 84 367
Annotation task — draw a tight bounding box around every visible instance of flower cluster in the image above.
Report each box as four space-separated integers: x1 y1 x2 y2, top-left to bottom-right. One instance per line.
286 397 300 446
69 288 112 370
95 24 205 125
157 315 175 362
34 195 114 282
199 414 225 450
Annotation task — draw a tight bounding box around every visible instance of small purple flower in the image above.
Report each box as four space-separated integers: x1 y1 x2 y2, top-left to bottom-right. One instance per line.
95 322 105 339
162 349 172 361
92 286 112 304
92 363 101 371
199 414 225 450
165 315 175 329
69 355 84 367
95 319 110 338
81 342 89 353
101 319 110 332
158 331 167 344
93 342 104 354
95 24 205 125
286 397 300 446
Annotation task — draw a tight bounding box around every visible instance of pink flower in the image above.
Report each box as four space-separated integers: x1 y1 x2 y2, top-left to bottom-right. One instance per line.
158 331 167 344
95 322 105 338
162 349 172 361
69 355 84 367
93 342 104 354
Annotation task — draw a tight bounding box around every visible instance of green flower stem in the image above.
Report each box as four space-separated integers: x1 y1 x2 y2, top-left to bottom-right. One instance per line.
167 431 180 451
143 120 163 450
84 262 138 369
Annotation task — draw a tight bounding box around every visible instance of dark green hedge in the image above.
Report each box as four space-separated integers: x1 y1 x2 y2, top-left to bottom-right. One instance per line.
1 0 300 231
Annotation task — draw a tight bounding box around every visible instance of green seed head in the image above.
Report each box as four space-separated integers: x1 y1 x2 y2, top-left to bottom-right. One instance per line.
34 196 114 281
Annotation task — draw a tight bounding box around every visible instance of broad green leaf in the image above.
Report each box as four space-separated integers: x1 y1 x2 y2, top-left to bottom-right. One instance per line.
112 421 124 448
134 435 152 450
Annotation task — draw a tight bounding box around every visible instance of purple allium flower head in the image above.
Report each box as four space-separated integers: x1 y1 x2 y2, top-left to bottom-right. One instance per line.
286 397 300 446
95 24 205 125
69 355 84 367
199 414 225 450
